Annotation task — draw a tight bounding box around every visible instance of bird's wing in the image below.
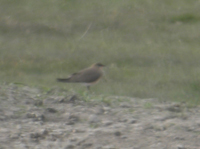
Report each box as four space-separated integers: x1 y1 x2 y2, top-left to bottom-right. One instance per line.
69 68 102 83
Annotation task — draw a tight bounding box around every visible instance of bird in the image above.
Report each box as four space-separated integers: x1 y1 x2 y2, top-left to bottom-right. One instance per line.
57 63 105 90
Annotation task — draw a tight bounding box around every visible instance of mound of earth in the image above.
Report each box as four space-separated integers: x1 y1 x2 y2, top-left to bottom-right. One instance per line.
0 84 200 149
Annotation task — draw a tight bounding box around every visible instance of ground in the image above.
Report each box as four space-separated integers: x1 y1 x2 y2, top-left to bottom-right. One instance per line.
0 84 200 149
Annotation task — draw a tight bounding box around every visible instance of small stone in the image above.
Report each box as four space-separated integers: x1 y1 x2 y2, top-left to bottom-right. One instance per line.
166 104 182 112
197 121 200 127
70 138 78 142
103 121 113 126
82 143 93 148
24 99 35 105
76 138 87 145
130 119 137 124
41 129 49 135
16 125 22 130
58 98 66 103
44 97 57 104
0 116 6 121
26 113 36 118
177 144 186 149
174 137 185 140
121 135 127 139
69 115 79 122
95 145 102 149
9 133 20 139
69 95 79 103
30 129 48 140
103 145 115 149
120 103 131 108
34 100 43 106
66 121 75 125
66 114 79 125
95 108 105 115
46 108 57 113
65 144 75 149
73 129 86 133
36 114 45 121
114 131 121 136
118 118 127 123
103 107 111 113
89 115 100 123
30 132 43 139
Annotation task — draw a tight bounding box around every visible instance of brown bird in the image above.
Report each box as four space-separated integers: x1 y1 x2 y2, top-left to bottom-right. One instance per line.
57 63 105 90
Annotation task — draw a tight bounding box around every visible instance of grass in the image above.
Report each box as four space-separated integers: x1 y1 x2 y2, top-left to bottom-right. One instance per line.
0 0 200 105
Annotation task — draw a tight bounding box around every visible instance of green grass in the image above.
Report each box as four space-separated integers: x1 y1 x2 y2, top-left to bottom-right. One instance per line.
1 0 200 105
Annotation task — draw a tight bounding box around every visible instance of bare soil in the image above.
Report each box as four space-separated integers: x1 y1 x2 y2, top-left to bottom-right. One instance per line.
0 84 200 149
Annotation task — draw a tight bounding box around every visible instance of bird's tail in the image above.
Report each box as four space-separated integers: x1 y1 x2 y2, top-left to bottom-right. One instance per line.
57 78 70 82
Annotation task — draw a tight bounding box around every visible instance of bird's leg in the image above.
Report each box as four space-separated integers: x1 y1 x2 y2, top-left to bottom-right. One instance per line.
87 86 90 91
102 70 108 82
103 75 108 82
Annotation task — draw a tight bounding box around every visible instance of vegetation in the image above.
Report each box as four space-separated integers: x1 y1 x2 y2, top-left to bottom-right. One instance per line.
0 0 200 105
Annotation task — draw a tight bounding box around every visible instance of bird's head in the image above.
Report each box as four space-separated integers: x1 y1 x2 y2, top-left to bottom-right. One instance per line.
93 63 105 68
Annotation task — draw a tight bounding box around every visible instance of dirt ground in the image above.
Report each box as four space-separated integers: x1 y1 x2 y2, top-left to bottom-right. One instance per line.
0 84 200 149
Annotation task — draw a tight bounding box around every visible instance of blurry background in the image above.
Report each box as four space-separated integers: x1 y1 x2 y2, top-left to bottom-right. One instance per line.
0 0 200 105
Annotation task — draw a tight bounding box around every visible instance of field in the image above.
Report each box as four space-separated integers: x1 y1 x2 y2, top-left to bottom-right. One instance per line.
1 1 200 148
1 0 200 105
